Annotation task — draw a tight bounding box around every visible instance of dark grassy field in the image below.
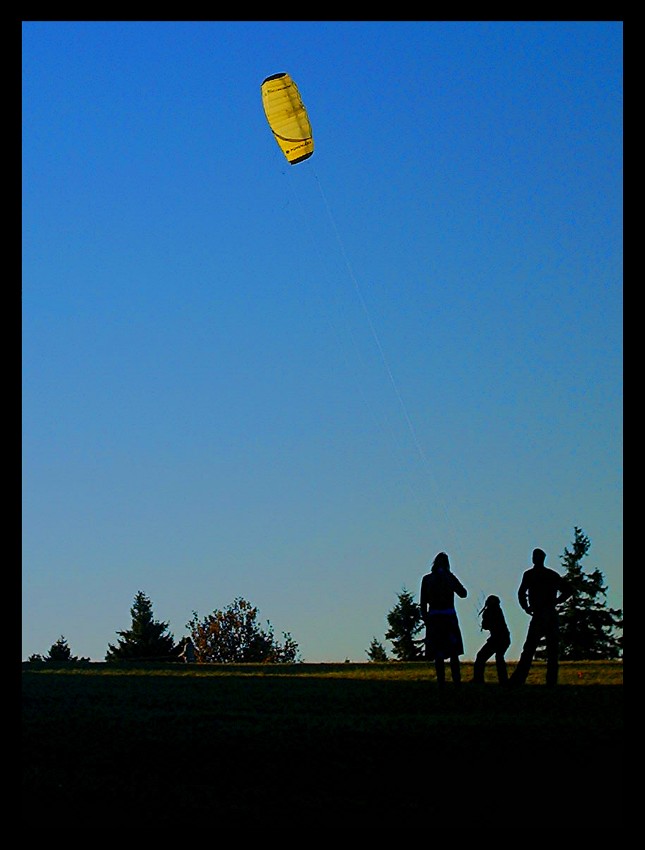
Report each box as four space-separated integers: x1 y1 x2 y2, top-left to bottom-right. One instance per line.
23 661 623 827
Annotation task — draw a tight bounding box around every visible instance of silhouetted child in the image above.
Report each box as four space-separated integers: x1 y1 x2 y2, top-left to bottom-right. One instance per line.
472 595 510 684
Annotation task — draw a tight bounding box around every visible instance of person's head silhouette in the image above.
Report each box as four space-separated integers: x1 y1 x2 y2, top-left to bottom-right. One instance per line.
532 548 546 566
432 552 450 572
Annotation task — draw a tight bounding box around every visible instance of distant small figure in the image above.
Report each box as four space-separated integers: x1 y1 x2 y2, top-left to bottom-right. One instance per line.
420 552 468 686
509 548 572 687
178 636 196 664
472 595 511 684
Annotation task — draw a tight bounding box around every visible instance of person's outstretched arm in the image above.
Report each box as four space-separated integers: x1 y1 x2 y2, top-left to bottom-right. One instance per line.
452 574 467 598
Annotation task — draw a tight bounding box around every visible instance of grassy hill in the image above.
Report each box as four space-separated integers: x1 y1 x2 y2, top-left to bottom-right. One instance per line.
23 660 623 827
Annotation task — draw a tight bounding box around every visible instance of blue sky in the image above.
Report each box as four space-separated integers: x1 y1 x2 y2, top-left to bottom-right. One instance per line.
22 20 622 663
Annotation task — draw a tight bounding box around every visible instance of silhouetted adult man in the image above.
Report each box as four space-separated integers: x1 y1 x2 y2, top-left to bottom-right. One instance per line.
509 548 572 687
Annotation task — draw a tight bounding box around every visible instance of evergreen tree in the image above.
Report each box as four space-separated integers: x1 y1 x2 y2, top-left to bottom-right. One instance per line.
47 635 76 662
187 597 301 663
539 527 622 660
105 591 177 661
383 587 424 661
27 635 89 664
365 637 389 662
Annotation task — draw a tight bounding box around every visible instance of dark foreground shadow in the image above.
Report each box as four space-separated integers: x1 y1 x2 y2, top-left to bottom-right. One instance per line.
23 669 622 827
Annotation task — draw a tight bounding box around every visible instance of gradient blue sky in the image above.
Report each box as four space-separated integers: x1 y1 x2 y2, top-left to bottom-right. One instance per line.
22 20 623 663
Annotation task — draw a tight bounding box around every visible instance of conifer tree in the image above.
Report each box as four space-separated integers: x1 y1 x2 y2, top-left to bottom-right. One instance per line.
365 637 390 662
27 635 89 664
539 527 623 660
47 635 76 662
105 591 177 661
383 587 424 661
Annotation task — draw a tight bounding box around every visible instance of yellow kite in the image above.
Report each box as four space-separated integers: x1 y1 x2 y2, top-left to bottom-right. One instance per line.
261 73 314 165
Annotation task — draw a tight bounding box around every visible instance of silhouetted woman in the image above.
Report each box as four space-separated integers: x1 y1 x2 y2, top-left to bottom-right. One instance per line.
472 595 510 684
420 552 468 685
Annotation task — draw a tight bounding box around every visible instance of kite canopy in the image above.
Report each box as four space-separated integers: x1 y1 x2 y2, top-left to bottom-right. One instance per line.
261 73 314 164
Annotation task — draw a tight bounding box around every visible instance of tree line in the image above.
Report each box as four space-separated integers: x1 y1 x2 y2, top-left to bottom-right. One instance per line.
27 594 301 665
26 527 622 665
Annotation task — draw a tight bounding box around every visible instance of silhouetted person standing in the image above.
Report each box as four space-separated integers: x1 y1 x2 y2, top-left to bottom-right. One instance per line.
472 595 510 684
420 552 467 686
509 548 572 687
178 636 196 663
